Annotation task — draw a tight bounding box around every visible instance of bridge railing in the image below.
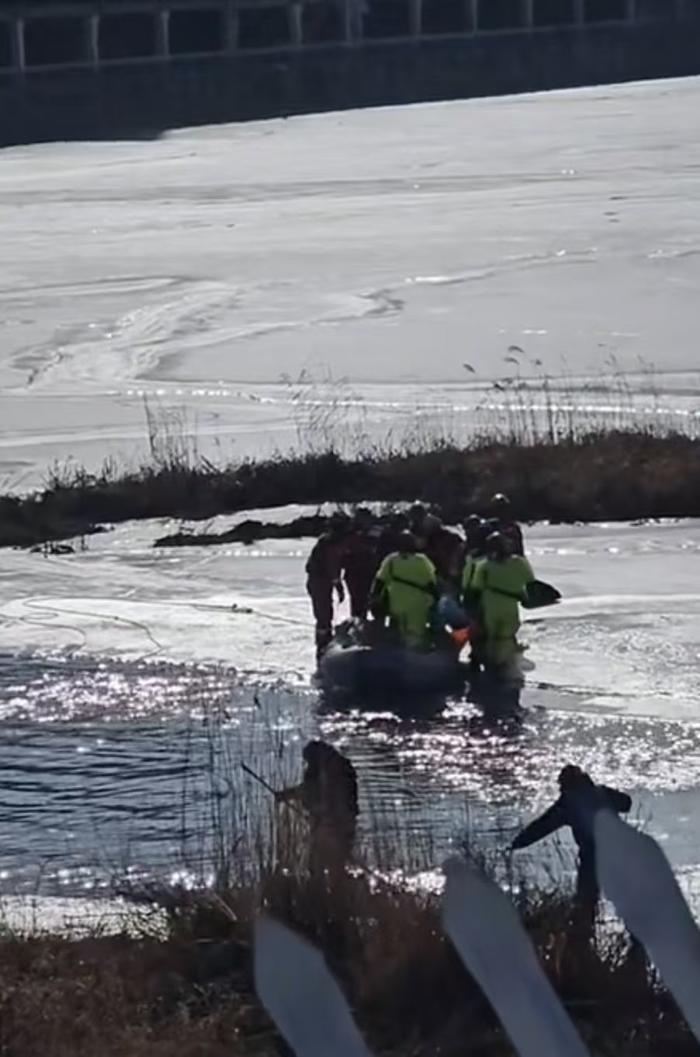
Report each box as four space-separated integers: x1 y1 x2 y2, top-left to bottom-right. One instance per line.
0 0 695 74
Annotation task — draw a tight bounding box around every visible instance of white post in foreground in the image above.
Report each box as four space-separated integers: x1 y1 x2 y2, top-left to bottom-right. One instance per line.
442 858 591 1057
254 917 374 1057
595 810 700 1044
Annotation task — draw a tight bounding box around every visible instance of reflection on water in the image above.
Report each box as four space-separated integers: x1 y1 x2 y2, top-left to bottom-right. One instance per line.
0 652 699 900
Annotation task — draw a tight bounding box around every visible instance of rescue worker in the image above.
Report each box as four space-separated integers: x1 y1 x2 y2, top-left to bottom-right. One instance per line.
422 513 464 587
488 493 525 556
461 516 488 605
408 501 429 539
461 516 488 671
512 765 632 911
342 507 378 621
276 740 359 875
371 531 438 649
376 510 409 564
471 531 534 669
305 512 350 659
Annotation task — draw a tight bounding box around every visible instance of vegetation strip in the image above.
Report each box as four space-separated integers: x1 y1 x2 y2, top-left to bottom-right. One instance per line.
3 430 700 550
1 863 695 1056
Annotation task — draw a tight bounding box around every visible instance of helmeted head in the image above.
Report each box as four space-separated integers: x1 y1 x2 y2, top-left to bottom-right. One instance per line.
463 514 484 551
485 530 508 560
303 739 335 766
353 507 374 531
408 501 428 530
558 764 593 793
397 530 418 555
328 511 351 539
390 511 410 533
423 512 442 537
490 492 512 516
303 740 339 778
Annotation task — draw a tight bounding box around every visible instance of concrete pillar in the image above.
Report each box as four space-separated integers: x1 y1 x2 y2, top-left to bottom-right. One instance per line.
11 17 25 70
289 1 303 45
409 0 422 36
156 9 170 57
86 13 100 65
223 2 239 51
573 0 586 25
522 0 534 26
344 0 363 43
469 0 480 33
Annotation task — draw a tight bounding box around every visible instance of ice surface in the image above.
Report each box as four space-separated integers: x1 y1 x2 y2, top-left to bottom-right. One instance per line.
2 77 700 485
2 515 699 715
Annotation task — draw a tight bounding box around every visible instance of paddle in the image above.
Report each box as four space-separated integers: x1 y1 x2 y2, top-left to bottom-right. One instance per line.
522 579 561 609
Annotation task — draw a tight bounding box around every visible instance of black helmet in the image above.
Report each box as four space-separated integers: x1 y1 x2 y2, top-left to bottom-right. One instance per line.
329 510 350 533
423 513 442 535
558 765 595 794
398 530 418 553
464 515 486 550
491 492 511 510
354 507 373 527
485 531 508 559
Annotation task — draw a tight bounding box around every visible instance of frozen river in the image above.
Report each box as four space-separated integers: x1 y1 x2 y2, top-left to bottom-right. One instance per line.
1 77 700 486
0 76 700 916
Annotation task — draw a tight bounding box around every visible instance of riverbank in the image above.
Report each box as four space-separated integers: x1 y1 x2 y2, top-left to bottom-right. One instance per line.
1 855 694 1057
3 429 700 549
0 514 699 1054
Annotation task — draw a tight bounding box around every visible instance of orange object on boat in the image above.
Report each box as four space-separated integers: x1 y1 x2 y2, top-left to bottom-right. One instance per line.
450 626 471 649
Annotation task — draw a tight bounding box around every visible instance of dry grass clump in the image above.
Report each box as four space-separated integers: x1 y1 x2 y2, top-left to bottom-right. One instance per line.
2 430 700 550
2 856 692 1057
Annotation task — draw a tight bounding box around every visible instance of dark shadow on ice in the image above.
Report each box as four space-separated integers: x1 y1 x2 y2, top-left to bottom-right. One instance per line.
467 671 524 726
317 640 524 724
317 683 450 721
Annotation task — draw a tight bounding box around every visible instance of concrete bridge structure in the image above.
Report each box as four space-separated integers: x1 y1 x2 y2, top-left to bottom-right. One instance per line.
0 0 698 143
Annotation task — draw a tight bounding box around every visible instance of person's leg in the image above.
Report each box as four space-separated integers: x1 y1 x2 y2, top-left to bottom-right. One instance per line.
481 602 500 668
484 601 519 668
307 578 333 657
403 597 433 648
573 851 599 940
468 614 486 671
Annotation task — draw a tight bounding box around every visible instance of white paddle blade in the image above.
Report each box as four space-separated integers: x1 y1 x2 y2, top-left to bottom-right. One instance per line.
254 916 374 1057
595 810 700 1042
442 858 590 1057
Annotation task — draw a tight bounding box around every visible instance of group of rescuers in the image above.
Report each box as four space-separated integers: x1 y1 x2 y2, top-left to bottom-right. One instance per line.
278 739 631 920
305 493 532 670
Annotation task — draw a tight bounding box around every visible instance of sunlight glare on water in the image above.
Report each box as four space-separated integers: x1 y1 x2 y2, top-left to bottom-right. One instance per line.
1 652 700 899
